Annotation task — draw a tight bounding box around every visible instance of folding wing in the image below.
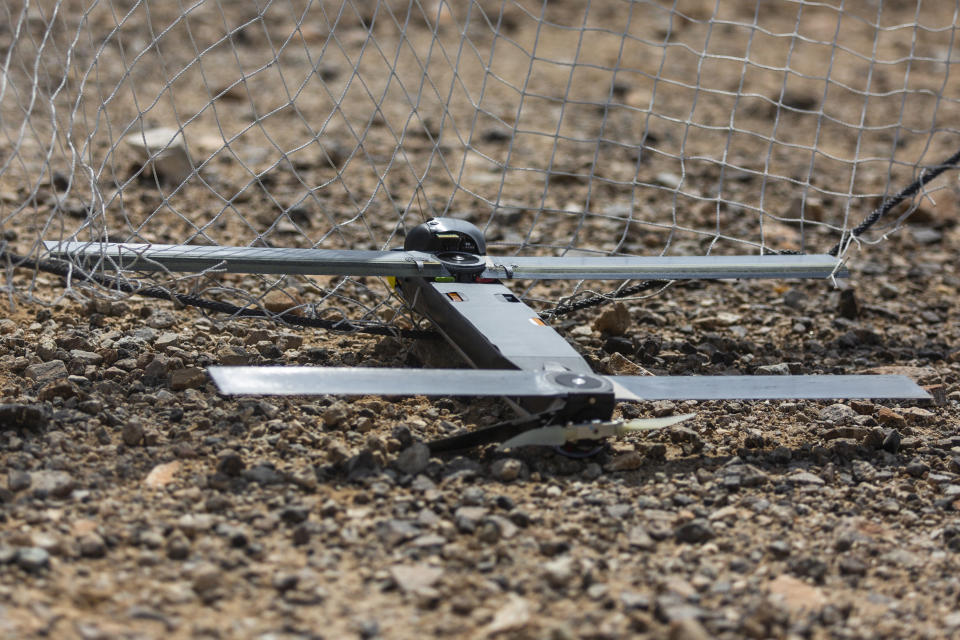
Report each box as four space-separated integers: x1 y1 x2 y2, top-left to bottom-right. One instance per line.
208 366 929 402
44 241 845 281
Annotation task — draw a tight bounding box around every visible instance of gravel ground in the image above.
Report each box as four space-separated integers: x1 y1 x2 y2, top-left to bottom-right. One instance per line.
3 2 960 638
1 219 959 639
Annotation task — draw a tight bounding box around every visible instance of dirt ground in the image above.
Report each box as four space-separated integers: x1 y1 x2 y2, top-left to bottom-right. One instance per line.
2 1 960 639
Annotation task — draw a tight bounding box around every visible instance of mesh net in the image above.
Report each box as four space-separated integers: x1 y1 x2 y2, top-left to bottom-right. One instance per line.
2 0 958 325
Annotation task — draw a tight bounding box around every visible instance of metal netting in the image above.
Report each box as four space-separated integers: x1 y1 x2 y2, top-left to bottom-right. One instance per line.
2 0 958 325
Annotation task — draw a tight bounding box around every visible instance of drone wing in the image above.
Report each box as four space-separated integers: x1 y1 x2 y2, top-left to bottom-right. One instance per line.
45 241 843 281
208 366 929 401
208 366 562 397
609 374 929 401
42 241 448 278
484 254 846 280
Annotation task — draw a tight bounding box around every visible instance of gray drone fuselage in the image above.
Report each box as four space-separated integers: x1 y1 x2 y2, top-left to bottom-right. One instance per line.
395 217 613 421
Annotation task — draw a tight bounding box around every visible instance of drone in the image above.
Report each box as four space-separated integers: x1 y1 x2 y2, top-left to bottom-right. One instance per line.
45 217 929 452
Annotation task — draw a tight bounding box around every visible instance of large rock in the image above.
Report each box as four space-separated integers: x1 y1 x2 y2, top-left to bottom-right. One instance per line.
593 302 631 336
170 367 207 390
125 127 193 186
0 404 50 430
818 403 856 424
393 443 430 476
31 470 76 498
24 360 67 383
389 564 442 593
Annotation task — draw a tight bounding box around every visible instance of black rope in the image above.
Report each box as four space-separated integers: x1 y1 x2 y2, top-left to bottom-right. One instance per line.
828 144 960 256
0 248 436 339
540 278 668 319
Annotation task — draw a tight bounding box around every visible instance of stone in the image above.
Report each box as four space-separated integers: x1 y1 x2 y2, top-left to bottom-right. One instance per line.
166 534 190 560
37 338 57 361
263 290 304 315
0 404 49 430
393 443 430 476
911 227 942 244
924 384 947 405
782 288 806 309
593 302 631 336
674 519 715 543
876 407 906 428
144 461 181 488
650 400 676 417
668 618 712 640
389 564 442 593
768 540 791 559
849 399 875 414
819 404 856 424
838 556 868 576
863 365 937 383
822 426 869 441
122 420 144 446
143 356 170 382
178 513 215 536
244 463 283 485
899 407 935 425
755 363 790 375
155 332 179 350
170 367 207 390
217 345 250 366
454 506 487 533
7 469 31 492
38 380 80 401
31 470 76 498
905 459 929 477
15 547 50 572
69 349 103 365
767 574 826 612
655 172 682 189
476 519 501 544
620 590 650 611
217 449 245 476
837 288 859 319
485 595 531 635
277 333 304 351
945 612 960 629
280 506 309 525
628 525 655 550
323 401 352 429
693 312 741 330
543 555 577 588
603 335 635 355
882 429 901 454
377 519 419 547
191 563 222 594
125 127 193 186
24 360 68 383
606 452 645 471
486 515 518 540
789 556 828 582
78 533 107 558
655 595 705 623
490 458 524 482
788 471 824 485
146 310 177 329
606 352 646 374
